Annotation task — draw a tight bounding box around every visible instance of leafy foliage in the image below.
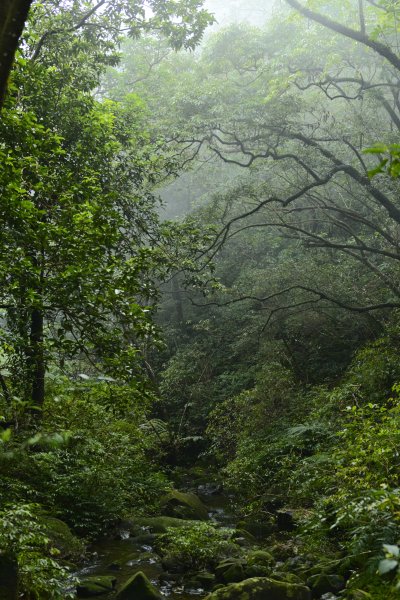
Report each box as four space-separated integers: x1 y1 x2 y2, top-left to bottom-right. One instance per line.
0 503 75 599
158 522 238 570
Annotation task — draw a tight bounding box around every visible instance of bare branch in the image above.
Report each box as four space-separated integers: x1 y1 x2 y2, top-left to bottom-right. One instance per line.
190 284 400 313
285 0 400 73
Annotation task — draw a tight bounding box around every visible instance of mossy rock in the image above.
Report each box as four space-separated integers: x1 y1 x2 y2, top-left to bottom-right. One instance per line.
269 543 295 562
231 529 257 546
215 558 246 582
245 565 271 578
237 519 276 539
40 516 83 559
194 572 216 588
205 577 311 600
247 550 274 567
161 553 186 573
307 573 345 597
222 563 247 583
212 584 226 593
270 572 305 585
77 576 117 597
116 571 163 600
133 516 199 534
161 490 209 521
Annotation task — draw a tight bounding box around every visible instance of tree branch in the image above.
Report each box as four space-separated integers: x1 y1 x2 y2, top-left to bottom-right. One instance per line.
285 0 400 73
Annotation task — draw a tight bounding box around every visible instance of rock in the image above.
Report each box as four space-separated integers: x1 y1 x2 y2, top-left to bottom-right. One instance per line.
161 553 186 573
77 576 117 597
40 515 83 559
116 571 163 600
0 553 18 599
237 519 276 539
242 550 274 578
284 556 313 573
161 490 209 521
247 550 274 567
215 559 246 583
307 574 345 598
131 533 158 545
231 528 257 546
222 563 246 583
276 511 296 532
194 572 216 588
198 483 223 496
133 516 199 534
270 572 305 585
245 565 271 578
205 577 311 600
269 543 295 561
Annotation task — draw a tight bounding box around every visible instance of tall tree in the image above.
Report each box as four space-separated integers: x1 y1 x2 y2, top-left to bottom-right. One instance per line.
0 0 34 106
0 0 213 412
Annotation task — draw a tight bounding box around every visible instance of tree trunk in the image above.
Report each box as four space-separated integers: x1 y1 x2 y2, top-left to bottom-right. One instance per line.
0 553 19 599
28 307 45 409
172 277 184 324
0 0 34 107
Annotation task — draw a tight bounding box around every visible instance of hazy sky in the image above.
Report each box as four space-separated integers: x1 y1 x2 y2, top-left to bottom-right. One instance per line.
204 0 276 28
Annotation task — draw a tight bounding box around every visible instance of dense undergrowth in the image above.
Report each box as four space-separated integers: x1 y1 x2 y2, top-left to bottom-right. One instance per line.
200 312 400 598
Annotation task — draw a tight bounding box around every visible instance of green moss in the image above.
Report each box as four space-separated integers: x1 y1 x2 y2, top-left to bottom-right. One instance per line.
246 550 274 567
116 571 162 600
205 577 311 600
39 516 84 559
161 490 209 520
77 576 117 597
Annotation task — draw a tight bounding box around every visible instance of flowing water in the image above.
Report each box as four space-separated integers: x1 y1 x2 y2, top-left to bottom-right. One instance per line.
74 485 234 599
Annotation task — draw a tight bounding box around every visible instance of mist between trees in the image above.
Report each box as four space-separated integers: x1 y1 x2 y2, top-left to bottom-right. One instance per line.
1 1 400 599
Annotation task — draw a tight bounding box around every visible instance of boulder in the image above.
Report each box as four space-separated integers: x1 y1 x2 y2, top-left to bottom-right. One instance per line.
77 576 117 597
161 490 209 521
237 519 276 539
194 572 216 588
222 563 246 583
269 572 305 585
0 553 18 600
215 558 246 583
161 553 186 573
116 571 163 600
245 565 271 578
40 515 83 559
205 577 311 600
247 550 274 567
306 574 345 598
231 528 257 546
276 511 296 532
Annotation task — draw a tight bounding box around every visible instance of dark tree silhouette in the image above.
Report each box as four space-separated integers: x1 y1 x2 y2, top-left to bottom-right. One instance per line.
0 0 34 107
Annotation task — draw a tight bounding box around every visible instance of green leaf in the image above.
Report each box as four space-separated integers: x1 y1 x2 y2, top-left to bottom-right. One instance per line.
383 544 400 557
367 159 388 179
378 559 398 575
0 428 12 443
364 144 388 154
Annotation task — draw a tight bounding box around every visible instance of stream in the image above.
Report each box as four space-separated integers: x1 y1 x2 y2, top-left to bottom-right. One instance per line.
74 484 235 599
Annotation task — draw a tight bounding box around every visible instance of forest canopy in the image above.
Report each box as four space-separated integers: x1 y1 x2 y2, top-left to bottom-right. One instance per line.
1 1 400 599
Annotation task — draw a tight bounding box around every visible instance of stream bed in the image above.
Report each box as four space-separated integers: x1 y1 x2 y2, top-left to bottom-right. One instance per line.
73 486 235 599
